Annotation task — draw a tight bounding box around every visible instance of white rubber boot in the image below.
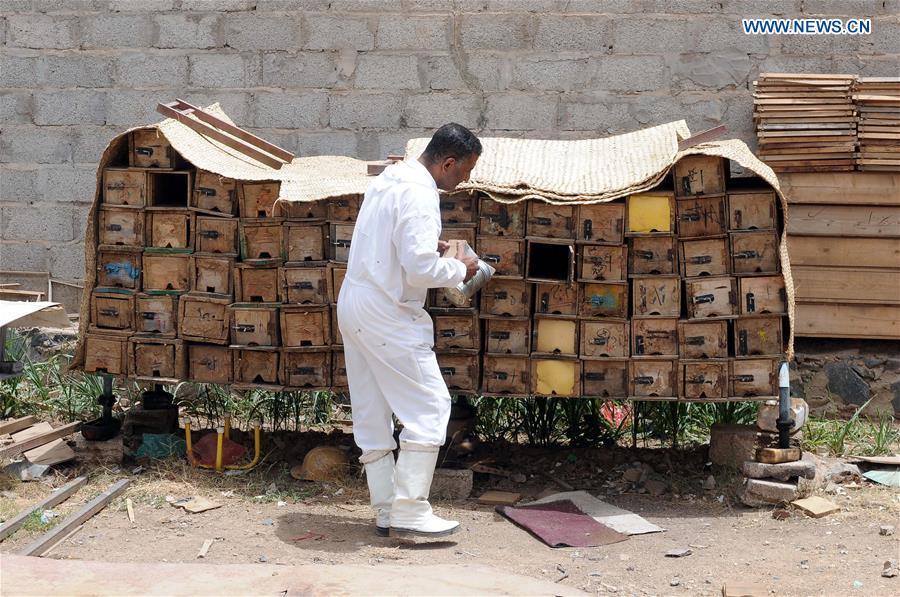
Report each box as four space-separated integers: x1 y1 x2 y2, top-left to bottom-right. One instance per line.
390 448 459 538
361 451 394 537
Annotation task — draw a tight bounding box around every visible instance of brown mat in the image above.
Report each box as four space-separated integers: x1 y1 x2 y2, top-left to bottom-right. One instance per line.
497 499 628 548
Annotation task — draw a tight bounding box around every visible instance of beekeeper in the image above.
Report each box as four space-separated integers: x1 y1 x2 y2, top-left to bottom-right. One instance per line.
337 123 481 539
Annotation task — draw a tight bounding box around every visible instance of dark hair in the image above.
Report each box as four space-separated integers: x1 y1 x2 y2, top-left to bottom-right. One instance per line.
420 123 482 164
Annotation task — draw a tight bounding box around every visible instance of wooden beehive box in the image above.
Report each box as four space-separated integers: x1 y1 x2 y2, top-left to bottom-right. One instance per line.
98 207 145 246
579 282 628 318
433 312 480 351
534 282 578 315
178 294 231 344
440 190 478 224
484 317 530 355
130 337 186 381
582 359 628 398
281 266 330 305
130 129 175 168
481 279 531 317
147 171 192 208
632 276 680 317
576 203 624 244
730 231 779 275
191 255 234 296
680 359 728 399
330 305 342 345
477 237 524 277
440 225 476 251
233 348 281 386
532 315 578 356
285 222 326 264
328 195 362 222
274 197 327 220
147 210 194 249
240 219 285 262
103 168 146 207
679 237 729 277
281 349 331 388
83 333 129 375
531 357 581 397
90 291 133 332
631 317 678 357
229 304 280 347
580 319 629 358
188 343 232 384
728 189 776 230
329 223 354 262
526 239 575 284
195 216 238 255
676 195 728 238
142 252 190 292
192 170 237 215
673 154 726 197
738 275 787 315
135 293 177 337
678 320 728 359
734 316 784 357
281 305 330 348
238 181 280 218
579 245 627 282
731 358 778 397
628 236 676 276
685 276 737 319
234 264 281 303
437 350 480 392
329 265 346 302
527 202 575 239
428 287 472 310
625 192 675 235
332 351 348 389
97 246 142 290
629 359 676 399
482 355 529 395
478 198 525 237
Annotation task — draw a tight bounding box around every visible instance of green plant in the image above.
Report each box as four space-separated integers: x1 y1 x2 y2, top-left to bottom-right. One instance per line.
521 397 563 446
867 414 900 456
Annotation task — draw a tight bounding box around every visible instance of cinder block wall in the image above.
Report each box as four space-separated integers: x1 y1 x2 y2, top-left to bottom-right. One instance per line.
1 0 898 283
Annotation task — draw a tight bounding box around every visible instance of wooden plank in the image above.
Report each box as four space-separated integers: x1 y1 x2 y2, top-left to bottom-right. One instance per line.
0 477 87 542
756 447 801 464
787 236 900 268
786 204 900 237
0 421 80 460
0 415 37 435
795 303 900 339
20 479 130 557
792 266 900 304
779 172 900 205
791 496 840 518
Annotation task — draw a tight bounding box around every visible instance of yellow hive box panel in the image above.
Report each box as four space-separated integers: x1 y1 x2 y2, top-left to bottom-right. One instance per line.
627 193 673 233
533 359 578 396
534 318 577 355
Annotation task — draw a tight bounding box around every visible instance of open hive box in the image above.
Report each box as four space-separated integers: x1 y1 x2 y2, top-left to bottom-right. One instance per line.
75 108 794 402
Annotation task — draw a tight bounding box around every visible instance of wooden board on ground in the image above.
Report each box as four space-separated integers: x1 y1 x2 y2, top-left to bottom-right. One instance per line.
791 266 900 304
0 416 37 435
756 447 801 464
791 496 840 518
795 303 900 340
477 490 522 506
0 477 86 541
722 581 768 597
786 205 900 237
12 423 76 466
787 236 900 268
0 422 81 460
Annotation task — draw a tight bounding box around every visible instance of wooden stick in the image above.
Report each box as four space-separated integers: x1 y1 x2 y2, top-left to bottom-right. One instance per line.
197 538 213 558
19 479 130 557
126 498 135 524
0 421 81 460
0 477 87 542
678 125 728 151
0 415 37 435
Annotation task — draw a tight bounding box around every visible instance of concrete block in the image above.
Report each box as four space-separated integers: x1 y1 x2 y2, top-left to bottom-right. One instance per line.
0 242 50 272
6 15 78 49
81 14 154 49
49 241 85 279
668 50 750 91
466 53 512 92
224 14 299 51
182 0 256 9
108 0 178 10
0 92 33 125
105 90 166 126
356 129 424 161
180 92 252 125
2 205 74 242
262 51 339 88
487 0 563 10
709 423 758 468
42 54 115 88
354 54 420 90
0 52 41 87
559 96 633 133
155 13 221 49
694 18 771 53
484 94 557 130
628 94 724 130
72 126 120 163
329 92 402 129
430 468 473 500
252 91 329 128
0 166 40 202
742 456 817 481
800 0 887 14
0 0 33 12
720 0 799 14
33 91 105 126
246 129 300 156
302 15 373 51
594 55 667 92
511 57 591 93
73 433 123 468
190 53 261 88
534 15 612 51
42 165 98 203
115 53 189 88
297 130 358 157
779 28 872 55
374 15 450 50
33 0 107 10
0 125 72 164
420 55 467 91
461 14 530 50
404 92 482 129
871 21 899 55
739 478 799 507
264 0 332 9
613 17 696 54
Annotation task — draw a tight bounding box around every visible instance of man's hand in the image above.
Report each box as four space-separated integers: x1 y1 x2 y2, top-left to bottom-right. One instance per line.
459 255 479 282
437 240 450 255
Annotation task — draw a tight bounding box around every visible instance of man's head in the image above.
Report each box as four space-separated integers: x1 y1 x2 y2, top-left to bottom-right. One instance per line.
418 123 482 192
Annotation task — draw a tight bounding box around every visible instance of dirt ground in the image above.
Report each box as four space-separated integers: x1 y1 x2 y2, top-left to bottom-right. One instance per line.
1 440 898 597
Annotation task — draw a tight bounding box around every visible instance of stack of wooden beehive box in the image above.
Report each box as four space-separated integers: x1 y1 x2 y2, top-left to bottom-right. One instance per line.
84 130 788 401
854 78 900 171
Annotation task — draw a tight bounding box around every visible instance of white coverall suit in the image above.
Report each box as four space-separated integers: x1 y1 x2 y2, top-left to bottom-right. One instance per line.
337 159 466 456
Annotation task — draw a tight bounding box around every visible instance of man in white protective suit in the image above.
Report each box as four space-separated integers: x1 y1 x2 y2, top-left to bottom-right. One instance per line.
337 124 481 539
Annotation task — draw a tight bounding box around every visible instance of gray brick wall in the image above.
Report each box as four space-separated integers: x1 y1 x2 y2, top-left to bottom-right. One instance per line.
1 1 898 282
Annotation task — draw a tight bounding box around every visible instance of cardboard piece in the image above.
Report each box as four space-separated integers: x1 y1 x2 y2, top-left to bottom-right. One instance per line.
526 490 664 535
791 496 840 518
497 499 627 548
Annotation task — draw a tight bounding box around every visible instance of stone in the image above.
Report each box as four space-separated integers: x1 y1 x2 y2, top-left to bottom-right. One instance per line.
742 456 817 482
430 468 473 500
883 561 898 578
739 478 799 507
703 475 716 490
622 468 643 483
864 357 885 369
756 398 808 434
709 424 758 468
772 508 790 520
826 463 862 484
666 548 692 558
73 434 123 467
644 479 667 496
880 525 895 536
825 362 871 406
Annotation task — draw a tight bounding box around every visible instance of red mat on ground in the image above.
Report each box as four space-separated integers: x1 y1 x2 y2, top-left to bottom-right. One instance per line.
497 499 628 548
